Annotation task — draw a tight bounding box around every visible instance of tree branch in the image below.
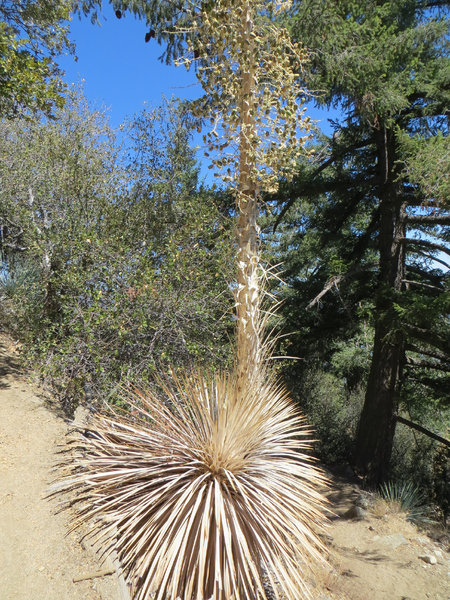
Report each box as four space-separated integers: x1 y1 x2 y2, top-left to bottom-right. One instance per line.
405 325 450 357
395 415 450 448
273 157 334 231
306 274 345 310
0 218 28 252
402 279 443 292
273 137 372 232
406 214 450 226
349 207 380 260
406 343 449 363
414 251 450 270
405 355 450 372
404 238 450 257
407 199 442 209
306 263 377 309
405 265 445 283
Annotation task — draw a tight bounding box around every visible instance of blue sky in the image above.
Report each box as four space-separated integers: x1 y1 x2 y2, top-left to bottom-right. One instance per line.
60 5 336 133
59 6 200 126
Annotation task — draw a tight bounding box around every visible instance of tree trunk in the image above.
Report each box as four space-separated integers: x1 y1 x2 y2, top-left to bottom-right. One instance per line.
43 254 61 322
236 2 260 393
354 126 406 484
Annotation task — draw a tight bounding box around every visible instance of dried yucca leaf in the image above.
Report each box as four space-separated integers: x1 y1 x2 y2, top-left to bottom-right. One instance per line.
60 368 328 600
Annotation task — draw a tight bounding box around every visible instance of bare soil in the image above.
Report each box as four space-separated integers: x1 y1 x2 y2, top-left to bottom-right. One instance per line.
0 335 124 600
0 334 448 600
312 476 449 600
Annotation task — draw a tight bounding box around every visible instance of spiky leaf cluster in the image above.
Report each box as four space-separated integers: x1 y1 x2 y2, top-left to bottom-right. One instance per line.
61 370 327 600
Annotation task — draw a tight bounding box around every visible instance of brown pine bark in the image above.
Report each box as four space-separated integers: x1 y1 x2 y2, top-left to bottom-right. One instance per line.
354 126 407 484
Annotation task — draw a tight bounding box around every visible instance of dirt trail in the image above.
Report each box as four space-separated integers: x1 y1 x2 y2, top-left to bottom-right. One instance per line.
0 334 448 600
0 336 123 600
314 473 449 600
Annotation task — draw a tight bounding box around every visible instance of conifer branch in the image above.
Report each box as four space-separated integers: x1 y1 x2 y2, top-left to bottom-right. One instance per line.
406 214 450 226
403 238 450 257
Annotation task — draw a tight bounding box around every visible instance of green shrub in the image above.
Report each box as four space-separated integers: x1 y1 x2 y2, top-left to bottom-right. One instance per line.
295 368 364 464
391 422 449 524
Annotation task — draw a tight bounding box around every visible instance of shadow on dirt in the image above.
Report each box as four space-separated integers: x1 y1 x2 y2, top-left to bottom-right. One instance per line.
324 464 365 516
0 335 22 389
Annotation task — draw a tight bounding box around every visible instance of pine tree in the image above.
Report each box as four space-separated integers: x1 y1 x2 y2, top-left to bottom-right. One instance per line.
280 0 449 484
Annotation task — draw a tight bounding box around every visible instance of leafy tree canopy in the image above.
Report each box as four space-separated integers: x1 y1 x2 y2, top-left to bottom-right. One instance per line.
0 0 73 117
0 91 235 409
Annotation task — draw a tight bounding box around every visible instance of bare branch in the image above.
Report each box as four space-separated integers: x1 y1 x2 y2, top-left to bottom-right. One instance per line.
306 274 345 310
396 415 450 448
73 569 115 583
402 279 443 292
406 214 450 226
306 263 377 309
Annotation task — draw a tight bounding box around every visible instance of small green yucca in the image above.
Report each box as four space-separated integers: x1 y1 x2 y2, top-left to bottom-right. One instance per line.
61 366 327 600
379 480 428 524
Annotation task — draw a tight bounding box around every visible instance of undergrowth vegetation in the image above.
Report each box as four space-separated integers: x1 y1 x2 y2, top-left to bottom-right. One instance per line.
378 480 428 524
0 96 235 413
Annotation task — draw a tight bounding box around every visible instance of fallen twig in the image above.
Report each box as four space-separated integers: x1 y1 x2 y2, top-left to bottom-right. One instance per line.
73 568 115 583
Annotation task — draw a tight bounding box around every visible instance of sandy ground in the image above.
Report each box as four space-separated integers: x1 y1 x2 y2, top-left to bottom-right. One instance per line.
0 333 448 600
316 486 450 600
0 336 126 600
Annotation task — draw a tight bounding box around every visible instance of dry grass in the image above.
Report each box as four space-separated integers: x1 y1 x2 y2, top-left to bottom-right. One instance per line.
59 366 328 600
371 498 404 518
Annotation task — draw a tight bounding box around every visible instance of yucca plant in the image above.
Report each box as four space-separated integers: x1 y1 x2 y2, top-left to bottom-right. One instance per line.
379 480 429 524
62 367 327 600
59 2 328 599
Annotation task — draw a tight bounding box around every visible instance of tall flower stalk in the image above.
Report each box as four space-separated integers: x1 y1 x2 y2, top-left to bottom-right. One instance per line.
174 0 311 387
236 4 260 390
